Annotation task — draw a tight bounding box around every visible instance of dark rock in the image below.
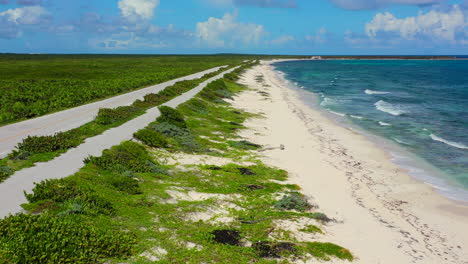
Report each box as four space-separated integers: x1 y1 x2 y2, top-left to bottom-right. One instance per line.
238 167 255 175
245 184 265 190
207 166 222 170
253 241 296 258
211 230 241 246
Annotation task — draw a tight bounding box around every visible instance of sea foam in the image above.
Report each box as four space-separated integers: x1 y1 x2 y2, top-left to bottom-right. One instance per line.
350 115 364 120
430 134 468 150
375 100 406 116
365 89 390 95
328 110 346 117
378 121 391 126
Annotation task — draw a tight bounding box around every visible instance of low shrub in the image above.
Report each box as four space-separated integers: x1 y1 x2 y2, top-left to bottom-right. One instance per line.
274 192 311 212
156 106 187 128
85 141 163 173
0 214 135 264
200 79 233 102
103 174 142 195
151 122 204 152
58 198 89 216
184 99 209 114
24 178 114 215
228 140 262 150
303 242 353 261
151 122 190 138
95 106 141 125
142 93 166 105
17 132 81 153
25 178 81 204
176 133 205 152
0 166 13 182
134 129 168 148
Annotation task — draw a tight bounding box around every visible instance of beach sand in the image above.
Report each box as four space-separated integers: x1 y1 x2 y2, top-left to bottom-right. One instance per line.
231 60 468 263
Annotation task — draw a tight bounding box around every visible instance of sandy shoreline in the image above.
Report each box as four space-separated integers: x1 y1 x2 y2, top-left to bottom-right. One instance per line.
232 61 468 263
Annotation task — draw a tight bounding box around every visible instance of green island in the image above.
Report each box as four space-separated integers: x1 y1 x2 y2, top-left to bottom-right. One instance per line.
0 63 353 263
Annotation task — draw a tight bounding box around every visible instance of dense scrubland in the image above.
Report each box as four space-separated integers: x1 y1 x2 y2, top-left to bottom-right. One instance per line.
0 54 287 125
0 64 237 182
0 64 353 263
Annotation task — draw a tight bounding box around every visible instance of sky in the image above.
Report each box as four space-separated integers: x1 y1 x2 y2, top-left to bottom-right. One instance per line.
0 0 467 54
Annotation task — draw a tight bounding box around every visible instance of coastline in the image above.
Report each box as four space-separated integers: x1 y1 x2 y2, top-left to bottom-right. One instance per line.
233 61 468 263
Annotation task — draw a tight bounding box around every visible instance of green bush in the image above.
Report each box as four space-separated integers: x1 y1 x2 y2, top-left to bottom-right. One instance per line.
151 122 204 152
103 174 142 195
199 79 233 102
25 178 81 204
156 106 187 128
303 242 353 261
274 192 311 212
58 198 89 216
142 93 166 105
134 128 168 148
24 178 114 215
95 106 141 125
0 166 13 182
151 122 190 138
0 214 135 264
17 132 81 153
8 150 33 160
85 141 163 173
184 99 209 114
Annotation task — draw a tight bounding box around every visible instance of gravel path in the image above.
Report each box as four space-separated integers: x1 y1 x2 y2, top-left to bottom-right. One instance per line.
0 66 226 159
0 66 238 218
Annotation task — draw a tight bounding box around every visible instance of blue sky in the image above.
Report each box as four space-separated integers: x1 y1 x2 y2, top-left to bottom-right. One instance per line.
0 0 467 54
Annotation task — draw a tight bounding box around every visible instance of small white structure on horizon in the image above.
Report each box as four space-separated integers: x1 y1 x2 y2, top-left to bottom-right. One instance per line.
310 56 322 60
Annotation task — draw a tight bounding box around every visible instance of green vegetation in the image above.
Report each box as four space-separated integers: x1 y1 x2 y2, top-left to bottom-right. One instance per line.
156 106 188 128
274 192 312 212
133 129 168 148
0 62 353 263
0 54 240 124
0 214 135 264
0 64 237 182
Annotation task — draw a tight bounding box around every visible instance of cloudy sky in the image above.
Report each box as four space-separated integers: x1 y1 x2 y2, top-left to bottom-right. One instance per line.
0 0 467 54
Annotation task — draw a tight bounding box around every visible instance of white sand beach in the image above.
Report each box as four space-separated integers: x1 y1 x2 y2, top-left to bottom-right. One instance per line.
232 60 468 264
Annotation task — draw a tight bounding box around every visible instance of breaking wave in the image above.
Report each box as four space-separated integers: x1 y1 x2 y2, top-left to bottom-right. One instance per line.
365 89 390 95
430 134 468 150
375 100 406 116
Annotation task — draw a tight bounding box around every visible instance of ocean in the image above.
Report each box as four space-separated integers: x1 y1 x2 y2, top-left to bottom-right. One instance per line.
273 60 468 201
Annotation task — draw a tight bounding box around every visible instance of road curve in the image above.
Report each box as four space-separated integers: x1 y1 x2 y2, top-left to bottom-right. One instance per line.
0 66 239 218
0 66 226 159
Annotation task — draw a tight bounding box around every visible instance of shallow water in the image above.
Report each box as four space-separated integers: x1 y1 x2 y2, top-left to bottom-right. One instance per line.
274 60 468 200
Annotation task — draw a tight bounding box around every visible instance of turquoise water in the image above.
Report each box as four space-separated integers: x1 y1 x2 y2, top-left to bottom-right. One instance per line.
274 60 468 200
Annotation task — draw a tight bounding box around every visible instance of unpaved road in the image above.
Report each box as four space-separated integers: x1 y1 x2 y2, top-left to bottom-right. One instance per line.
0 66 226 159
0 66 238 218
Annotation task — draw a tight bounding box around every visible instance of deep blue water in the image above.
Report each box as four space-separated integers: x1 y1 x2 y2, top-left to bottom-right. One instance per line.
274 60 468 199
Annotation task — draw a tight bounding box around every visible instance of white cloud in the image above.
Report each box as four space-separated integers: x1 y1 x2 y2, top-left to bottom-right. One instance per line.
196 12 265 47
330 0 445 10
271 35 294 45
305 27 328 43
365 5 467 43
0 6 50 25
118 0 159 21
207 0 297 8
